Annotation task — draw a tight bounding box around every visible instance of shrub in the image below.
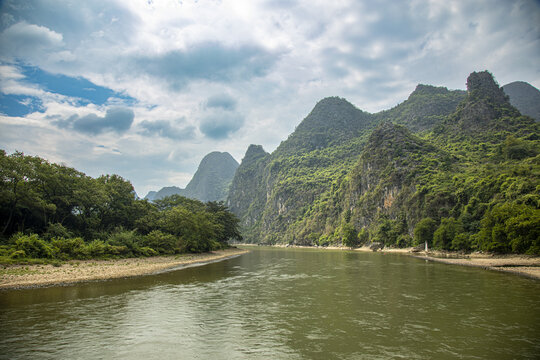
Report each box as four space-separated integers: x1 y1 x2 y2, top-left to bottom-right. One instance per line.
451 233 471 251
84 240 108 258
413 218 437 246
51 237 85 259
107 230 142 256
396 234 413 248
357 227 370 245
43 223 72 241
10 250 26 259
141 230 177 255
138 247 158 257
12 233 54 258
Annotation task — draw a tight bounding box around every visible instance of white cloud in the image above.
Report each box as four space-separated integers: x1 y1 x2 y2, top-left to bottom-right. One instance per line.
0 22 64 61
0 0 539 195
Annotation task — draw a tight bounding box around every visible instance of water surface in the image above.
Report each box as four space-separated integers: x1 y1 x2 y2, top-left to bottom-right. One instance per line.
1 247 539 359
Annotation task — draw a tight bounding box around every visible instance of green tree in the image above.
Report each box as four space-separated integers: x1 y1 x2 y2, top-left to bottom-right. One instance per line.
413 217 437 247
433 217 462 250
206 201 243 245
341 223 358 247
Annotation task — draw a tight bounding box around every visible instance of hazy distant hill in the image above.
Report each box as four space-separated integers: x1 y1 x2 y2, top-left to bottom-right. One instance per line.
145 151 238 202
503 81 540 121
145 186 184 201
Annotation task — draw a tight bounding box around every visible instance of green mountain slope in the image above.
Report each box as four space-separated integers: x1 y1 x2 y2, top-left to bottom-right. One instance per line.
374 85 466 133
228 71 540 254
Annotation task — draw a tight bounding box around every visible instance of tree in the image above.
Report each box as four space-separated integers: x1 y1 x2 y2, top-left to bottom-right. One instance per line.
341 223 358 248
433 217 462 250
413 217 437 247
206 201 243 244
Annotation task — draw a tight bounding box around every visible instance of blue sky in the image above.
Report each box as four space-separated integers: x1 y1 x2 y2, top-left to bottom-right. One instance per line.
0 0 539 196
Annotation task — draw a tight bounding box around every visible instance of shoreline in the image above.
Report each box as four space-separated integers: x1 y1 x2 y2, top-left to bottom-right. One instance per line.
237 243 540 280
409 251 540 280
0 248 249 290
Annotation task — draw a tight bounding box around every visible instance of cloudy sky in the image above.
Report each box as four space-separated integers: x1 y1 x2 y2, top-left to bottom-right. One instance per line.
1 0 539 197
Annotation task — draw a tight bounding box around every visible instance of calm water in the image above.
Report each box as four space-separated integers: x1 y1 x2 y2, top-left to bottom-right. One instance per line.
1 247 539 359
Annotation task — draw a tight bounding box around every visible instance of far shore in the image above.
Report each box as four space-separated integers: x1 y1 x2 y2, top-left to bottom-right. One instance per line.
237 243 540 280
0 248 249 290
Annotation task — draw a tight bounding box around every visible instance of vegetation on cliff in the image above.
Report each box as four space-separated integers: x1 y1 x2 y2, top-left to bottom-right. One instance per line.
228 71 539 254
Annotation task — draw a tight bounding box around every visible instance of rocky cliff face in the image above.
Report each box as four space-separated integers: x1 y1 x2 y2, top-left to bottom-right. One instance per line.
227 71 539 252
227 88 464 244
227 145 269 232
345 122 450 230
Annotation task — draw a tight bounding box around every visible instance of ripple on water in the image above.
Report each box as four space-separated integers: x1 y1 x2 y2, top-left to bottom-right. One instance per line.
1 248 539 360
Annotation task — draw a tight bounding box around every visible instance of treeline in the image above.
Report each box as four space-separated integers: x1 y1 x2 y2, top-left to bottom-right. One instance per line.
0 150 242 262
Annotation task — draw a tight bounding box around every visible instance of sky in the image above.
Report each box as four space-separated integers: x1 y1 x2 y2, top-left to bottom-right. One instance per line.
1 0 539 197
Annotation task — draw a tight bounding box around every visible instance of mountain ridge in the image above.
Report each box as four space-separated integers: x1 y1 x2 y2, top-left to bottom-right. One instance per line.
227 70 539 254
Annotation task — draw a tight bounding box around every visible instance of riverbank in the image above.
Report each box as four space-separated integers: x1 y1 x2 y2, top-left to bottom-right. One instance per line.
238 244 540 280
0 248 249 290
409 251 540 280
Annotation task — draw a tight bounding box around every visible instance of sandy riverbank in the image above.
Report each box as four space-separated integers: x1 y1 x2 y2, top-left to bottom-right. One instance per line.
239 244 540 280
357 246 540 279
409 251 540 280
0 248 249 290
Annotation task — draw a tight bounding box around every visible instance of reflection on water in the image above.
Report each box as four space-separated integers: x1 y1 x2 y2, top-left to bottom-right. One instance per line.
1 247 539 359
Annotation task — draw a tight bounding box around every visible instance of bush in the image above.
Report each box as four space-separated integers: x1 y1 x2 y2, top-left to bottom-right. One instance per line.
357 227 370 245
141 230 178 255
107 230 142 256
138 246 158 257
12 233 54 258
51 237 85 259
451 233 471 251
396 234 413 248
10 250 26 259
43 223 72 241
84 240 108 258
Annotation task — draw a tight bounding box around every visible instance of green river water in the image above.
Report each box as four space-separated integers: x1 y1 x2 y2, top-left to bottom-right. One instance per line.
1 246 539 359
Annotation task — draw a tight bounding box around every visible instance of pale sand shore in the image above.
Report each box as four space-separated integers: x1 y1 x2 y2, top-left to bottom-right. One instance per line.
409 252 540 280
240 244 540 280
0 248 249 290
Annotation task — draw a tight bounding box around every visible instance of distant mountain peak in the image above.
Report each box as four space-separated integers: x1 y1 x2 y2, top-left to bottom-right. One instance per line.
503 81 540 122
313 96 354 108
466 70 509 104
409 84 452 98
275 96 372 155
145 151 238 202
244 144 268 160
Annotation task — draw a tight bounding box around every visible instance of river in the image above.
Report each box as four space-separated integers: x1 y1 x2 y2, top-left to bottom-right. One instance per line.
1 247 539 359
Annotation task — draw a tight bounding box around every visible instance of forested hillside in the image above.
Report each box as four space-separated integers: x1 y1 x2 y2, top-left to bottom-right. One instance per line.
228 71 539 254
0 151 242 261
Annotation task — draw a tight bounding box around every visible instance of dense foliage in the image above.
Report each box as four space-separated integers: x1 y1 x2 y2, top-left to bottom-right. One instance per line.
0 152 242 262
228 71 540 254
